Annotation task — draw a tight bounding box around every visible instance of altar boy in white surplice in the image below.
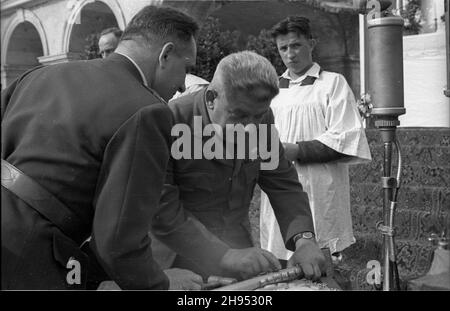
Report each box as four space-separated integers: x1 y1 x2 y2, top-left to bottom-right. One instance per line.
260 16 372 262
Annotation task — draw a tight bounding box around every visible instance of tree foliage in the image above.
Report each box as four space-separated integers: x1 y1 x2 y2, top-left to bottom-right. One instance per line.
192 17 285 80
84 33 101 60
245 29 285 75
190 17 241 81
402 0 422 35
83 16 286 79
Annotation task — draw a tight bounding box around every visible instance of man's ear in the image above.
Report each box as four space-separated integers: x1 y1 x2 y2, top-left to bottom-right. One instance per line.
309 38 317 51
205 89 217 109
158 42 175 68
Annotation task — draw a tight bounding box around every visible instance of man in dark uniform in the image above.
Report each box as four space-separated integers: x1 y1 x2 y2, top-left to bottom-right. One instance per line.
1 5 199 290
151 51 326 281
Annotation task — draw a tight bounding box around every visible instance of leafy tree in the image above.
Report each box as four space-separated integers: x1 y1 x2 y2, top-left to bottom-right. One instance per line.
402 0 422 35
192 18 285 80
84 33 101 60
246 29 285 75
191 17 241 81
83 16 286 80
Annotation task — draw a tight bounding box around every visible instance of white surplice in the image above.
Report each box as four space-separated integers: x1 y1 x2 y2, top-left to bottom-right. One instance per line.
171 74 209 100
260 63 372 259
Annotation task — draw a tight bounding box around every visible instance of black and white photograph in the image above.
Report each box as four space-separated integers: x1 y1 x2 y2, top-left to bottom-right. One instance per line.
1 0 449 299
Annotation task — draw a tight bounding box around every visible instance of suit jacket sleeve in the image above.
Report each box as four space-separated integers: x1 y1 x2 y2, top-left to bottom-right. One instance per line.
151 157 230 275
258 109 315 252
90 103 173 290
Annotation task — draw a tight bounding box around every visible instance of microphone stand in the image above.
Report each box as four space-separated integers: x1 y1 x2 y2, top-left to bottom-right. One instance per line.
445 0 450 98
360 2 406 290
375 118 403 291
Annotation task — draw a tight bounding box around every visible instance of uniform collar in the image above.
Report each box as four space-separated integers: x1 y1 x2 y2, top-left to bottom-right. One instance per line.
281 62 321 84
114 52 149 87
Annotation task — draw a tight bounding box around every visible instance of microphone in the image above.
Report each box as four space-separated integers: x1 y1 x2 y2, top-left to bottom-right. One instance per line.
367 15 406 120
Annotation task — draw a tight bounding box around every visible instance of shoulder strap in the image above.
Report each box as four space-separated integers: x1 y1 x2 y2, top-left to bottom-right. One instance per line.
1 159 89 244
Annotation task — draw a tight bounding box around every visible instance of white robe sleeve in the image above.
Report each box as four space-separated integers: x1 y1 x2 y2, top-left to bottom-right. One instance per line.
316 74 372 164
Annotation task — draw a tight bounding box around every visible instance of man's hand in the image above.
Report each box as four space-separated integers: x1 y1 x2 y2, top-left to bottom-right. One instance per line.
282 143 300 162
219 247 282 280
287 239 326 281
165 268 204 290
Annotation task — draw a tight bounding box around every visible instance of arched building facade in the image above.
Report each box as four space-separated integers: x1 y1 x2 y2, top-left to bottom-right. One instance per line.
1 0 359 90
1 0 448 126
0 0 142 87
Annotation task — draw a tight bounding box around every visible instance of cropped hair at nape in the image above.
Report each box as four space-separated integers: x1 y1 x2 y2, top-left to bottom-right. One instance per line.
217 51 279 102
121 5 198 45
270 16 313 39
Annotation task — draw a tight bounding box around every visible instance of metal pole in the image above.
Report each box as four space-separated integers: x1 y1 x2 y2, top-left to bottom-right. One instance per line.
445 0 450 97
383 141 393 291
360 14 368 97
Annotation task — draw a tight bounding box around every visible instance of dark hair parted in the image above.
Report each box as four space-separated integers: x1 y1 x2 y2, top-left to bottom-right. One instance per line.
270 16 313 39
100 27 123 39
121 5 199 45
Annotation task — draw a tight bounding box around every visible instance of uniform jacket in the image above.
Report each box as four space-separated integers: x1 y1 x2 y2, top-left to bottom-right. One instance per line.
151 88 315 277
1 53 173 289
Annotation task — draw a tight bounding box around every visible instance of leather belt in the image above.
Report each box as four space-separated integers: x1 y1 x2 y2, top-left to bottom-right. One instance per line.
1 159 89 244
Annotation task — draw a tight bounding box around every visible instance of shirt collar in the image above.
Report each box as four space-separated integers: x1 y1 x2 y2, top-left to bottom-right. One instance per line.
114 52 148 87
281 62 321 84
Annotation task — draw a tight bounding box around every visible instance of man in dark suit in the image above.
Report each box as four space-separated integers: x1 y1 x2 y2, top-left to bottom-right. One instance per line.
151 51 326 281
1 5 199 290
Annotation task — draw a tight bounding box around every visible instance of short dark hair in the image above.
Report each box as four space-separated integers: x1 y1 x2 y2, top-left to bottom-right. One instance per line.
121 5 198 45
100 27 123 39
271 16 313 39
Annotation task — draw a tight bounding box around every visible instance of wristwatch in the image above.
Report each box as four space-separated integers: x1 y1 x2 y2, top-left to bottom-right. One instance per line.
293 231 315 244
